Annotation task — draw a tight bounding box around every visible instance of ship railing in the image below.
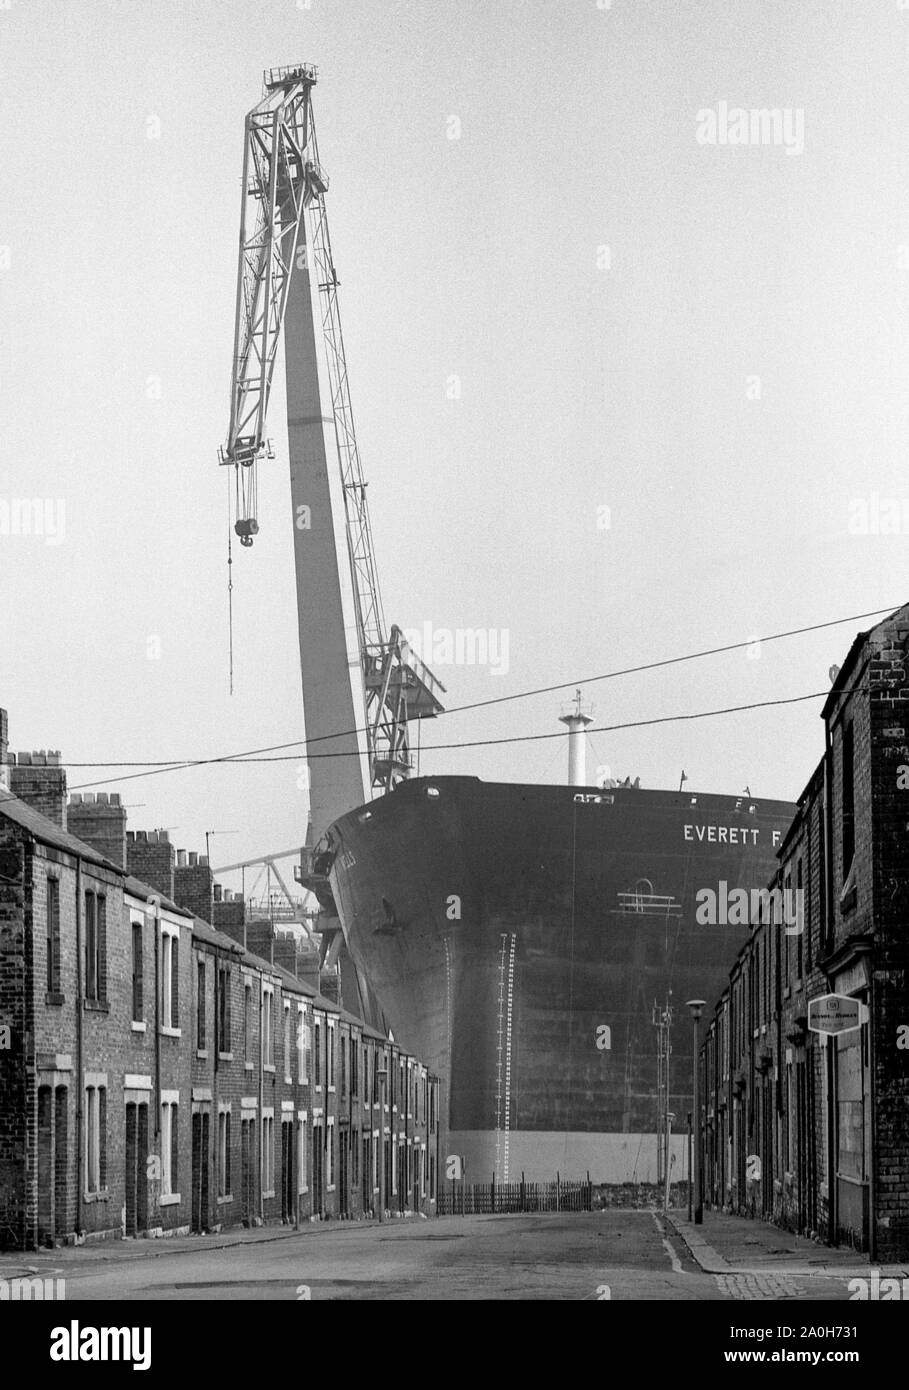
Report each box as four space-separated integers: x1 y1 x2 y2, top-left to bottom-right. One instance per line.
613 892 683 916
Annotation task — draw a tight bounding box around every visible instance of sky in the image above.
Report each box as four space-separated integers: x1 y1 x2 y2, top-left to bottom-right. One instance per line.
1 0 907 891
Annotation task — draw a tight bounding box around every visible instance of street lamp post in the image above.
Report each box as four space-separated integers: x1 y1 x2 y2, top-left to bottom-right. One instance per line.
664 1112 675 1213
687 1000 706 1226
686 1112 692 1222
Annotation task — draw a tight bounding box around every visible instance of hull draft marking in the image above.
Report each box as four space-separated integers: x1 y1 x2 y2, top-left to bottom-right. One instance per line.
495 932 517 1182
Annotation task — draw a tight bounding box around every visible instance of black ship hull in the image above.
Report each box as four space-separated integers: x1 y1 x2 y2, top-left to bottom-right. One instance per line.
327 776 794 1182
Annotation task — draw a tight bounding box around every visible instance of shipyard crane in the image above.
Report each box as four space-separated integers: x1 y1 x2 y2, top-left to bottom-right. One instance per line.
219 65 444 863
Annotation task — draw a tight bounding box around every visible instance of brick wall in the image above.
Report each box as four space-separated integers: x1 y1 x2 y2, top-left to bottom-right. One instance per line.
0 826 26 1246
701 604 909 1261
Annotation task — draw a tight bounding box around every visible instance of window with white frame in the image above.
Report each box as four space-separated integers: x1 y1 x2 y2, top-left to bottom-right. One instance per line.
244 983 253 1064
217 964 231 1055
160 1096 179 1198
84 1082 107 1193
296 1006 307 1082
161 927 180 1031
327 1021 336 1091
262 986 274 1069
326 1117 335 1189
262 1112 275 1193
314 1019 321 1087
284 1002 292 1080
297 1114 308 1193
196 958 206 1049
218 1107 231 1197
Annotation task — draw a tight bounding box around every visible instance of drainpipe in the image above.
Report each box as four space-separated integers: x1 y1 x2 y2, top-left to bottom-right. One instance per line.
211 949 218 1236
294 1001 300 1232
153 895 161 1180
822 718 835 1240
258 977 264 1224
823 720 834 958
22 839 35 1250
75 853 83 1238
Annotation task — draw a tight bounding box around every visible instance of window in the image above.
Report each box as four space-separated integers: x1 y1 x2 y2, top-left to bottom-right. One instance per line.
796 859 804 978
327 1023 335 1090
340 1034 347 1098
350 1037 358 1097
262 988 274 1068
161 930 179 1030
217 965 231 1054
262 1114 275 1194
131 920 143 1021
84 1083 107 1193
244 984 253 1063
326 1118 335 1189
84 891 106 1003
841 722 855 881
372 1050 378 1105
314 1021 322 1087
46 877 61 994
218 1109 231 1197
284 1003 292 1079
303 1011 314 1084
161 1098 179 1197
196 960 206 1049
297 1116 308 1193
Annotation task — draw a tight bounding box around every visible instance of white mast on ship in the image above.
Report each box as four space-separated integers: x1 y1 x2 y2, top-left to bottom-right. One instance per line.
560 689 594 787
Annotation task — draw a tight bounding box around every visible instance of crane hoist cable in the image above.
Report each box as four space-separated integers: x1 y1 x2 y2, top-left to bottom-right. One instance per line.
227 468 235 696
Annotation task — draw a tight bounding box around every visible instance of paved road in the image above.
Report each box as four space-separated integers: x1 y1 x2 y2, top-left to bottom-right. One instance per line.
0 1212 862 1300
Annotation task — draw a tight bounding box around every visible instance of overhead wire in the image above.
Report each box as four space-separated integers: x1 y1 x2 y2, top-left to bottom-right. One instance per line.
62 602 896 791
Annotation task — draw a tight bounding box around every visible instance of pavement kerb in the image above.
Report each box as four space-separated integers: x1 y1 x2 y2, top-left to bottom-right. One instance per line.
0 1214 405 1274
664 1213 731 1273
664 1213 909 1280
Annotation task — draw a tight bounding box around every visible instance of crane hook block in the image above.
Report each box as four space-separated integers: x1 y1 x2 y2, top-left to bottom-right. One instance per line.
235 517 259 545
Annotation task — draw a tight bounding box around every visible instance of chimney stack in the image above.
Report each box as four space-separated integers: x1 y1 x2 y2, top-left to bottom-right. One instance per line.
126 830 175 900
67 792 127 867
9 750 67 828
173 851 214 925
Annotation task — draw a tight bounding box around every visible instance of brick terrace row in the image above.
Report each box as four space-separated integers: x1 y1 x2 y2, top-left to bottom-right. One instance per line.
0 720 439 1250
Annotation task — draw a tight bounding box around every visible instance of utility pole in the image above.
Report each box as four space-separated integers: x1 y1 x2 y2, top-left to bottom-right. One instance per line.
652 996 672 1187
205 830 238 923
687 1000 706 1225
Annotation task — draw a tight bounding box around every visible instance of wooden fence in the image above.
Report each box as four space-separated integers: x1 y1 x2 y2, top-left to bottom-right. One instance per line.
437 1174 593 1216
